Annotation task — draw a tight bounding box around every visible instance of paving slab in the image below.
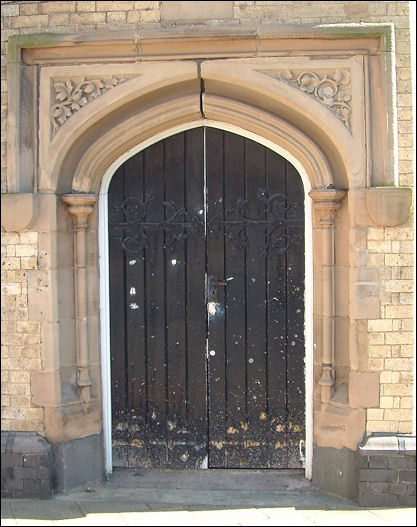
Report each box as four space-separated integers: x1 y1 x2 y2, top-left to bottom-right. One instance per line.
2 469 416 526
10 499 84 521
301 509 392 526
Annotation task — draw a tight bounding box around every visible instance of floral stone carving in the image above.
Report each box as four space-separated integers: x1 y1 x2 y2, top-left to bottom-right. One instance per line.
50 76 133 136
260 69 352 131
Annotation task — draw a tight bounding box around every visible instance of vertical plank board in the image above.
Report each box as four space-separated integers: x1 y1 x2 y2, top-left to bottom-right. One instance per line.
223 131 247 467
144 141 167 466
108 164 128 467
123 153 148 467
164 132 188 465
206 127 227 467
243 138 268 467
184 127 208 465
285 161 305 468
265 150 289 468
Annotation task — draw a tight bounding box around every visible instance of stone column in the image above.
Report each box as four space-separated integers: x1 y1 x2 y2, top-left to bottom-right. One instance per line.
309 188 346 403
61 194 97 402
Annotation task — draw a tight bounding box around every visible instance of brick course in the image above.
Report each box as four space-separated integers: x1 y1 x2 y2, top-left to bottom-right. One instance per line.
1 431 54 498
1 231 43 434
359 436 416 507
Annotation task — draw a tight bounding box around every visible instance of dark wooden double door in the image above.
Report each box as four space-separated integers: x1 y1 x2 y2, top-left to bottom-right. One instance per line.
109 127 305 469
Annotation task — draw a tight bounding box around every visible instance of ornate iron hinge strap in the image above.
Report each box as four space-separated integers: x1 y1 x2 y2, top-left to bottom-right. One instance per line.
109 192 204 252
209 188 303 255
109 189 303 255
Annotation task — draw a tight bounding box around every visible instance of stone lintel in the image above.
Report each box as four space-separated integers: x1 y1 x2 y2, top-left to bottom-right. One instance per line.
11 25 389 65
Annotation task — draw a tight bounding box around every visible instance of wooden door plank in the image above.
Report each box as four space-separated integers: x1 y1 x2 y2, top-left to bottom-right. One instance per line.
184 128 208 465
144 141 167 466
108 164 129 467
206 127 227 467
265 150 290 468
122 153 148 467
223 131 247 468
242 137 268 467
164 132 188 467
285 161 305 468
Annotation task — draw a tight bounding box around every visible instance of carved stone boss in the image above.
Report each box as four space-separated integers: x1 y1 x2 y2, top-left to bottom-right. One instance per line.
62 194 98 402
309 188 346 403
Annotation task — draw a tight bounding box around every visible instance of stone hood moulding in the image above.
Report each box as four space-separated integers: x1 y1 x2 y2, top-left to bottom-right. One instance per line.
7 25 399 195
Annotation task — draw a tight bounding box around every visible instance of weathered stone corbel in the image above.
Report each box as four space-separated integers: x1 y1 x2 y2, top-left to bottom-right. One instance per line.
61 193 97 402
309 188 346 403
1 193 37 232
366 186 412 226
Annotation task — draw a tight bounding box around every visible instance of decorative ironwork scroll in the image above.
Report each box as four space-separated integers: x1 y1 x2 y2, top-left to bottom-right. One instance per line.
209 188 303 256
109 189 303 256
109 192 204 252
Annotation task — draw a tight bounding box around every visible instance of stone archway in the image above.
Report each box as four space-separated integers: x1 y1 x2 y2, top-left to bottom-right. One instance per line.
3 26 412 499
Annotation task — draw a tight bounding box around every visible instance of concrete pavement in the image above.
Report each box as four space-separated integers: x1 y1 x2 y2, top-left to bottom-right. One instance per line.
1 469 416 526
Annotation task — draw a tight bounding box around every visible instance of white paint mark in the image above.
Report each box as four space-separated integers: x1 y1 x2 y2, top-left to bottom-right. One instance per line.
208 302 217 316
171 259 177 265
130 303 139 310
129 287 136 296
129 260 137 265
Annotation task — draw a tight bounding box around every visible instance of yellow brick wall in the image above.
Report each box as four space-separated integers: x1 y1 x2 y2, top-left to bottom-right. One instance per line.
1 231 44 433
367 225 415 434
1 2 414 435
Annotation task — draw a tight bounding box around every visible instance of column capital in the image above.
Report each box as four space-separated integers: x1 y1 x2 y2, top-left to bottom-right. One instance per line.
62 194 97 229
309 188 346 206
309 188 346 226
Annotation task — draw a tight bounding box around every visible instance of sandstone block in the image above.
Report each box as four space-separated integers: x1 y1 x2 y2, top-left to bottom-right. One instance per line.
349 371 380 408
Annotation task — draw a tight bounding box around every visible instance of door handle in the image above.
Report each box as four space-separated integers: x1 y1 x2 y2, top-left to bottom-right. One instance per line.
210 280 227 287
